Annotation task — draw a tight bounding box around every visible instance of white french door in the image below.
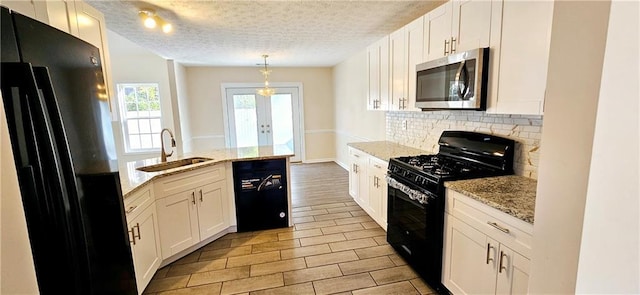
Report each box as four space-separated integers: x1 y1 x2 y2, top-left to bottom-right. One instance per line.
224 86 302 162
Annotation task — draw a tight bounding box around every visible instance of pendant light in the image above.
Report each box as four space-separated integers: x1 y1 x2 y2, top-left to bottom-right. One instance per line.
257 55 276 97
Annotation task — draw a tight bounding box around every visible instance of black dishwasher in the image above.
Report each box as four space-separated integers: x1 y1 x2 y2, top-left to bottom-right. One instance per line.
232 159 289 232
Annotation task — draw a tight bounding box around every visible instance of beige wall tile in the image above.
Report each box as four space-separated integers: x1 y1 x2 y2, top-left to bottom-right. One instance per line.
352 281 419 295
338 256 395 275
226 251 281 268
250 282 315 295
277 228 323 240
334 216 374 225
251 239 300 253
294 220 337 230
320 223 365 235
283 264 343 285
280 244 332 260
167 258 227 277
300 233 346 246
312 273 376 295
230 233 279 247
187 266 250 287
199 245 252 261
219 273 284 295
250 258 307 277
410 278 437 295
353 244 395 259
369 265 418 285
313 212 353 221
305 250 359 268
145 275 190 293
329 238 378 252
156 282 222 295
343 228 386 240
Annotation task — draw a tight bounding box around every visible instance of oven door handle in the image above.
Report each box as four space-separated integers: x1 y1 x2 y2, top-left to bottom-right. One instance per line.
386 176 435 205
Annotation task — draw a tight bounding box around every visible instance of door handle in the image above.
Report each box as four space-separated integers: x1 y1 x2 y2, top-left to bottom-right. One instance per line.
499 251 507 273
444 39 449 55
486 243 494 264
191 191 196 205
199 189 203 202
451 37 457 53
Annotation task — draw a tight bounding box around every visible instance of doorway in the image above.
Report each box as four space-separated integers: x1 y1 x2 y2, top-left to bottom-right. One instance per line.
223 85 303 162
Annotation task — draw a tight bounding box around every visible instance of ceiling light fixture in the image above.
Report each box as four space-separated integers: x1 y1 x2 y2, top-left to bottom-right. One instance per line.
138 9 172 34
257 55 276 97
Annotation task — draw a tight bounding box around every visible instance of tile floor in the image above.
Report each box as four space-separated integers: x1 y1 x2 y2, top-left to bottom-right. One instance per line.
143 162 437 295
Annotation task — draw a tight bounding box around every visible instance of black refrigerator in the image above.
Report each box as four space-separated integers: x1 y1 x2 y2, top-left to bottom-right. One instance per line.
1 7 137 294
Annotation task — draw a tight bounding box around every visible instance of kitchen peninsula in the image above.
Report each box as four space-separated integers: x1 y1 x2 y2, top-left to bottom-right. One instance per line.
118 145 294 293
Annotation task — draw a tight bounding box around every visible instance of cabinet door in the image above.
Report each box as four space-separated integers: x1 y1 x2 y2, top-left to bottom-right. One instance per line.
366 36 389 111
348 149 362 199
443 215 497 294
129 203 162 295
389 27 406 111
451 0 493 53
488 0 553 115
2 1 48 23
157 190 200 258
424 2 452 62
45 0 78 35
405 16 425 112
495 245 531 295
368 158 388 230
197 180 229 240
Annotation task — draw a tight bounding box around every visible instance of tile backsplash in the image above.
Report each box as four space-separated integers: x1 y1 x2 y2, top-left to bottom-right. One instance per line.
386 111 543 179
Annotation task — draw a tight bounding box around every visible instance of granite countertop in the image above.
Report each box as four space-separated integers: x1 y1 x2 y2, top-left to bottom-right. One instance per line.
445 175 537 224
119 145 294 198
347 141 427 162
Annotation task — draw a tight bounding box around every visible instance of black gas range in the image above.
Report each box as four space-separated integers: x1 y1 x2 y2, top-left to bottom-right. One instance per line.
386 131 515 294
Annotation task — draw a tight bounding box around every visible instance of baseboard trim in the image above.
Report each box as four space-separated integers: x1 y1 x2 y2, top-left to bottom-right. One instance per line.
302 158 336 164
335 160 348 171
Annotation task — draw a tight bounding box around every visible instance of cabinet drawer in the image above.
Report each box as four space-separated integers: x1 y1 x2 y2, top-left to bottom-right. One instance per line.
368 157 388 175
155 164 226 198
446 190 533 257
124 183 154 223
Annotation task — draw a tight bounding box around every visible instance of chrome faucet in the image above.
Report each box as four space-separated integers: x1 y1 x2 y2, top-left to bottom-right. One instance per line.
160 128 176 162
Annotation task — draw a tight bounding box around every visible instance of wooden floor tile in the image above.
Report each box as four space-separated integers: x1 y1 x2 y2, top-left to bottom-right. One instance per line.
156 282 222 295
305 250 359 268
282 264 343 285
226 251 281 268
369 265 419 285
338 256 395 275
312 273 376 295
249 258 307 277
280 244 332 260
299 232 345 246
352 281 419 295
187 266 250 287
219 273 284 295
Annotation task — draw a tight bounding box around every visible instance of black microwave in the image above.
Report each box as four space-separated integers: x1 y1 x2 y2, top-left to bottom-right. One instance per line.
415 47 489 110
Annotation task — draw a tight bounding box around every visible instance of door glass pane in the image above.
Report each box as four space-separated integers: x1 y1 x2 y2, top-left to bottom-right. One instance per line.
270 94 294 151
233 95 259 147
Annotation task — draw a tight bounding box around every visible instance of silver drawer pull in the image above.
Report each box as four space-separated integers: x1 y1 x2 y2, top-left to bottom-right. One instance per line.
487 221 510 234
374 164 382 169
125 205 137 214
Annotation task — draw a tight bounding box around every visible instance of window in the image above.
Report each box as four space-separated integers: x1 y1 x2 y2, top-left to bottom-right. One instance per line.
117 83 162 152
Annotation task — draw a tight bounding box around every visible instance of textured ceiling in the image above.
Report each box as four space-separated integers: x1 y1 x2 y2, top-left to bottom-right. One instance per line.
87 1 443 67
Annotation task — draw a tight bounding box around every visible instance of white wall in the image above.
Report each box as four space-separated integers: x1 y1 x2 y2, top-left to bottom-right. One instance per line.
169 61 191 155
0 95 39 294
106 30 175 163
332 49 386 168
183 66 335 162
528 1 611 293
575 1 639 292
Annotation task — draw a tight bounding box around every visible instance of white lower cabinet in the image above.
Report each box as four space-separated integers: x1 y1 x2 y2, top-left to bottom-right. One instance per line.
443 189 532 295
348 147 389 230
155 164 230 259
124 184 161 294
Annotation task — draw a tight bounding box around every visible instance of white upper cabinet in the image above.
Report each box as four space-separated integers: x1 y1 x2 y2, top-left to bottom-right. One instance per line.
45 0 79 35
451 0 493 54
367 36 390 111
388 17 423 112
487 0 553 115
2 1 49 23
424 2 453 61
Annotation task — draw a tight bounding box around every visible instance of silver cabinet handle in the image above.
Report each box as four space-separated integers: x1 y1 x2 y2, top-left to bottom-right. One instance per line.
499 251 507 273
374 164 382 169
487 222 510 234
451 37 457 53
125 205 137 215
486 243 494 264
129 223 141 245
135 222 141 240
199 189 203 202
444 39 449 55
373 176 378 188
191 191 196 205
128 228 136 245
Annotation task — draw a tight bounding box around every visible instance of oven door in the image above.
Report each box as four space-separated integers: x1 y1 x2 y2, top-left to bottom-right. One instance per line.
386 180 446 292
415 47 488 110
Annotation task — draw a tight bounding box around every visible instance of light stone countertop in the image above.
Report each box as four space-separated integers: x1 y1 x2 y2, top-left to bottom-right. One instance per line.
347 141 427 162
444 175 537 224
119 145 294 198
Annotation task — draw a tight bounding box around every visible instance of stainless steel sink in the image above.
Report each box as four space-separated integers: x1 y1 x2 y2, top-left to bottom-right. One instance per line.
136 157 212 173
